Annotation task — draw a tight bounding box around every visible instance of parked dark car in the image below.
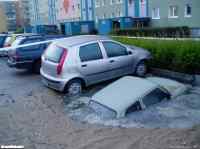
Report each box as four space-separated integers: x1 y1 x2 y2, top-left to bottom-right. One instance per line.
7 34 66 73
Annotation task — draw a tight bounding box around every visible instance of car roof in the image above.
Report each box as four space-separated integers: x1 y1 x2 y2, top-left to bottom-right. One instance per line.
92 76 158 116
54 35 111 47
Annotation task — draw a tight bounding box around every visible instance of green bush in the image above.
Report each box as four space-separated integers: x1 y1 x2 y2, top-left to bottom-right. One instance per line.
110 26 191 38
113 37 200 74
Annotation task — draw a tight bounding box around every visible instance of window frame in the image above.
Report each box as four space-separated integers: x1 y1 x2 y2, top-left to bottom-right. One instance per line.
79 42 104 62
168 5 178 18
101 40 129 58
185 4 192 18
152 7 160 19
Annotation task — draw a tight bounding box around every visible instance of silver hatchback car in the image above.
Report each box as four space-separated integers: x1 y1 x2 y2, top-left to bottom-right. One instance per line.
40 35 152 96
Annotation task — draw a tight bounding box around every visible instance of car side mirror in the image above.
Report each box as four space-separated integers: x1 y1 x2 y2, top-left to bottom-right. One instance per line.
128 51 132 55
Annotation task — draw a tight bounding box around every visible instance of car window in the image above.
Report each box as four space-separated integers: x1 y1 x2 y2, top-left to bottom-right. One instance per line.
79 43 103 62
102 41 128 58
21 39 42 49
44 44 64 63
89 100 116 119
142 88 168 107
125 101 141 115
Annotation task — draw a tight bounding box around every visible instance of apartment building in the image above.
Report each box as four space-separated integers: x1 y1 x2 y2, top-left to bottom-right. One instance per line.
0 1 17 31
95 0 149 34
16 0 31 27
0 6 7 33
29 0 50 25
149 0 200 36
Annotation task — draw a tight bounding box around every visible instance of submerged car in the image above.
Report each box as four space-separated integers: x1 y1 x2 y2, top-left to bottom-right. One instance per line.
40 35 152 96
89 76 188 118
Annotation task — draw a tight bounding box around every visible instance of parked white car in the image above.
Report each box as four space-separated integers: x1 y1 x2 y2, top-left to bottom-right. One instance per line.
89 76 188 118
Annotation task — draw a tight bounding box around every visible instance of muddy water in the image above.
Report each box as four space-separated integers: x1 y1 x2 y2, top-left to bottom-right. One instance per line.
64 87 200 129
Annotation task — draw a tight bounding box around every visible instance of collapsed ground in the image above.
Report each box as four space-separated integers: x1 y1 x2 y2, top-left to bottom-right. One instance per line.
0 58 199 149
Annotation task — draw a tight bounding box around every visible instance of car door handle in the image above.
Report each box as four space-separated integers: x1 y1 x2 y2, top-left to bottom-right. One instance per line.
81 64 87 67
109 60 115 63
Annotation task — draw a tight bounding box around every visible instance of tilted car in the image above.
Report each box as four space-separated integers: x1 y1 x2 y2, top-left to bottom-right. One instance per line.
40 35 152 96
89 76 188 118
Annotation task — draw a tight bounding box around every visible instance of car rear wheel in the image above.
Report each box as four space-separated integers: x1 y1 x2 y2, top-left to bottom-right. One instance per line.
135 61 147 77
66 79 82 97
33 60 41 74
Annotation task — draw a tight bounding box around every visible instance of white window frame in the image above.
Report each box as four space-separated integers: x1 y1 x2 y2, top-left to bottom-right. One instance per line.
168 5 178 18
95 0 100 8
152 8 160 19
185 4 192 18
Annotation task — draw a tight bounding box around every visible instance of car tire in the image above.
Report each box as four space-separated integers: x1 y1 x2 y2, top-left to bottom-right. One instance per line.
33 60 41 74
66 79 82 97
135 61 147 77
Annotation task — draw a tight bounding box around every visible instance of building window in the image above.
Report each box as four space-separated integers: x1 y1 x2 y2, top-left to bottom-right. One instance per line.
102 0 105 6
152 8 160 19
185 4 192 17
95 0 100 8
117 0 122 4
169 5 178 18
110 0 115 5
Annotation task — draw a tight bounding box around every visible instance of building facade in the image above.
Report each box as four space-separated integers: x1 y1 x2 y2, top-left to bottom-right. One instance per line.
56 0 81 23
29 0 50 25
48 0 57 25
149 0 200 35
16 0 31 27
81 0 94 21
0 1 17 31
0 6 7 33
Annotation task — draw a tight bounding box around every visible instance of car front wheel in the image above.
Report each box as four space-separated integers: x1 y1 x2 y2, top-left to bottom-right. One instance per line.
66 80 82 97
135 61 147 77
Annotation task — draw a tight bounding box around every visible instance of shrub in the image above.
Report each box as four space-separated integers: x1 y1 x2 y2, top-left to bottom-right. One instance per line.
110 26 191 38
113 37 200 74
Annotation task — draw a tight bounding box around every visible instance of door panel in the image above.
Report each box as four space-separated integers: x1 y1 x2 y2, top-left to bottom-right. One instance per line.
78 42 109 85
101 41 133 79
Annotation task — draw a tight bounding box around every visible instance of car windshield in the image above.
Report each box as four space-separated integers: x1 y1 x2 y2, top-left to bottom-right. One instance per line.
44 44 64 63
89 100 116 119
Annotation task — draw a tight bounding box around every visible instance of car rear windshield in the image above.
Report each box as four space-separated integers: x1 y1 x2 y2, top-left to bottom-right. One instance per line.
44 44 64 63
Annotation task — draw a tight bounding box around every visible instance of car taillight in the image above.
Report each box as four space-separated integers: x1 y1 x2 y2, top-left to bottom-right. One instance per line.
57 48 67 75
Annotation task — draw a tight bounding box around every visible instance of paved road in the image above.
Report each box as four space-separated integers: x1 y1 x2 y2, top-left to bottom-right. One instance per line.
0 58 199 149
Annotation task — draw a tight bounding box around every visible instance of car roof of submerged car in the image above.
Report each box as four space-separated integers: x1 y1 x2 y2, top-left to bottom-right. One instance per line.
53 35 111 47
91 76 158 115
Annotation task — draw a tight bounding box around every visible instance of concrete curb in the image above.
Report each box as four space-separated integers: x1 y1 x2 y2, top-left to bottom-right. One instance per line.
150 68 200 86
